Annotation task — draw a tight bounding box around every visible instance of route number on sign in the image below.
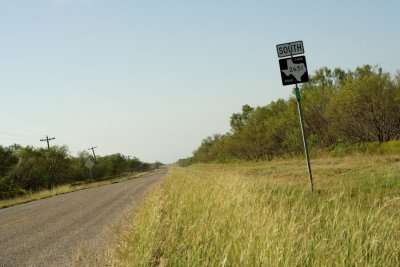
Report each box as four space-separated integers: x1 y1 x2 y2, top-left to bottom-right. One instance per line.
279 56 309 86
288 65 305 72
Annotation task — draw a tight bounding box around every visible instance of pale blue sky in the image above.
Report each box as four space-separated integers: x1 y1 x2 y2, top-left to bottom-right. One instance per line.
0 0 399 163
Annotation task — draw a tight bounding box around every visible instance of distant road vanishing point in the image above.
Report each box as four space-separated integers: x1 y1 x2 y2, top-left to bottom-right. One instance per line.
0 169 167 267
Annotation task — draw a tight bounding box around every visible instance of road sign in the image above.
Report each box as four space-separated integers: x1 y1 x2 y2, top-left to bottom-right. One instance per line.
276 40 304 58
279 56 309 86
275 40 314 192
85 159 94 169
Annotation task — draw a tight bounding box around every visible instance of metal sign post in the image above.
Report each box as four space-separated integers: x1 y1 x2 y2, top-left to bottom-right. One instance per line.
295 84 314 192
276 40 314 192
85 159 95 181
89 168 93 181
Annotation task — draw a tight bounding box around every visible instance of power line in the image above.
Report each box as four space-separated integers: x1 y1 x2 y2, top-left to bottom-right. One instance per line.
40 135 56 150
0 130 42 137
0 131 42 143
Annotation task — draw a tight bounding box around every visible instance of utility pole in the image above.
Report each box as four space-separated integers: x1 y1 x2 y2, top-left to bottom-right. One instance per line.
88 146 97 161
40 135 56 188
40 135 55 150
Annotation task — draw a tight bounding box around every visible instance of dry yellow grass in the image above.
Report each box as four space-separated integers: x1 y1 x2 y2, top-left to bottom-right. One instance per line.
111 155 400 266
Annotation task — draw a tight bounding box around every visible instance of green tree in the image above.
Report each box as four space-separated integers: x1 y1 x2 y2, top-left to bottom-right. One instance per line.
193 134 224 163
230 105 254 134
8 146 49 190
0 145 19 177
298 67 350 147
327 66 400 142
128 156 148 172
227 100 297 160
190 65 400 163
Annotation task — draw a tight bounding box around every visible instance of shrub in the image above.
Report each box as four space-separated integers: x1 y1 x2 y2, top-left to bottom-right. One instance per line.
365 141 381 154
215 153 239 164
378 140 400 154
0 188 26 200
329 142 354 157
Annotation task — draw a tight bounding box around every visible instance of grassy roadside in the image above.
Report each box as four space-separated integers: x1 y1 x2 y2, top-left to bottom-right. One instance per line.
111 155 400 266
0 171 148 209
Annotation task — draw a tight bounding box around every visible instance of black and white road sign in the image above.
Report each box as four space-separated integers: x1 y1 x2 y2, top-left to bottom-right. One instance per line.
279 56 309 86
276 41 304 58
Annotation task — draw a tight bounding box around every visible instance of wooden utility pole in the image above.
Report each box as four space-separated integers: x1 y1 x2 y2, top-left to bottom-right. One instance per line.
40 135 55 150
40 135 56 188
88 146 97 161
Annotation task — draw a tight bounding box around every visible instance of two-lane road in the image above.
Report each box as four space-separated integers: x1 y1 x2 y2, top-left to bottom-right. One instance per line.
0 169 167 266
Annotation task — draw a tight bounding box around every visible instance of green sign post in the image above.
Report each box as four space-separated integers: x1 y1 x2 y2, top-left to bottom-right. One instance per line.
295 84 314 192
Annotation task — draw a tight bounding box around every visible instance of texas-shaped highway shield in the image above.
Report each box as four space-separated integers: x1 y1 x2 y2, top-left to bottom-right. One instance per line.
279 56 309 86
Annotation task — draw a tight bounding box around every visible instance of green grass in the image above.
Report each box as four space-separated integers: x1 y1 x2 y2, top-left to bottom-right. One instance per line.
0 172 147 209
111 155 400 266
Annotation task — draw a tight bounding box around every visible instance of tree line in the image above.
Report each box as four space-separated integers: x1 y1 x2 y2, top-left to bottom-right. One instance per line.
178 65 400 165
0 144 160 199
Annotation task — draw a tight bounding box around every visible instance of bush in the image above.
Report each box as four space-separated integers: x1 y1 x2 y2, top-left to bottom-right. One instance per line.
329 143 354 157
0 145 155 197
365 141 381 154
0 188 26 200
70 181 88 186
379 140 400 154
177 157 194 167
364 140 400 155
215 153 239 164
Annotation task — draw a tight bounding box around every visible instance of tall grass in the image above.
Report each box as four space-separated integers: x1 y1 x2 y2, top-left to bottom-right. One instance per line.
112 155 400 266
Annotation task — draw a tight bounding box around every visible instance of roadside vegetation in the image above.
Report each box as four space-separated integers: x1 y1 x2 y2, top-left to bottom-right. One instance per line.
0 171 148 209
178 65 400 165
111 155 400 266
0 144 162 203
110 64 400 266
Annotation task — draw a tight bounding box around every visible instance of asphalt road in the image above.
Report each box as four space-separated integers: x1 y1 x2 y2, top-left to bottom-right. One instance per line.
0 169 167 267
